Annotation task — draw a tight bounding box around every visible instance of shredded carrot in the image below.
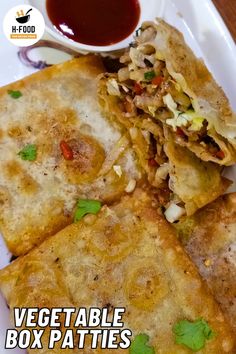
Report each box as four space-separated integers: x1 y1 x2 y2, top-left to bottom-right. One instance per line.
215 150 225 160
124 100 133 113
151 76 164 86
134 82 143 95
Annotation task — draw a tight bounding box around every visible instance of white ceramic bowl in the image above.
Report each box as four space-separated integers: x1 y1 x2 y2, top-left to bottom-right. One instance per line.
29 0 165 52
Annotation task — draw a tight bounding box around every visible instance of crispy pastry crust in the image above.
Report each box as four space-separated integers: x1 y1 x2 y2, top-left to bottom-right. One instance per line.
98 78 231 215
153 19 236 160
99 19 236 165
0 189 235 353
164 138 231 215
177 193 236 335
0 55 141 255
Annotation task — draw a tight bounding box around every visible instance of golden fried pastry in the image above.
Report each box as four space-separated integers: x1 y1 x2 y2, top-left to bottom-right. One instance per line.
176 193 236 335
0 189 234 353
0 55 142 255
98 19 236 218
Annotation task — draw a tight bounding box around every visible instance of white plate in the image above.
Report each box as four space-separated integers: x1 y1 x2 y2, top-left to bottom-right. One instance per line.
0 0 235 352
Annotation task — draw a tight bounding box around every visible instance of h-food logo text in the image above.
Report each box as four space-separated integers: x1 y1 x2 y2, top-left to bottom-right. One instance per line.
3 5 45 47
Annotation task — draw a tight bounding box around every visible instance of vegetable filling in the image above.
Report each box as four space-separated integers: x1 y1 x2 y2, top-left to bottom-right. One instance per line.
106 24 225 161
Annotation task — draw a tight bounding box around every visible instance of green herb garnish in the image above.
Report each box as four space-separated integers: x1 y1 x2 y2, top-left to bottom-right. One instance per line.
144 71 156 81
74 199 102 222
18 144 37 161
8 90 22 99
173 318 215 352
130 334 155 354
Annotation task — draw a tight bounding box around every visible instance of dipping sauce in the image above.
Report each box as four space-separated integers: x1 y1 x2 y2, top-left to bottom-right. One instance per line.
46 0 141 47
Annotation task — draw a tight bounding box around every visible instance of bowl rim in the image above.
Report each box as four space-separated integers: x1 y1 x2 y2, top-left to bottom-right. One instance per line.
29 0 165 52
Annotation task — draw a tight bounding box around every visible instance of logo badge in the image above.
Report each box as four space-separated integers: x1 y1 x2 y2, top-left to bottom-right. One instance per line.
3 5 45 47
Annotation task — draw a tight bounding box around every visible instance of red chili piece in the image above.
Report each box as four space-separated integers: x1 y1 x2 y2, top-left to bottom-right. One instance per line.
215 150 225 160
60 140 74 160
134 82 143 95
151 76 164 86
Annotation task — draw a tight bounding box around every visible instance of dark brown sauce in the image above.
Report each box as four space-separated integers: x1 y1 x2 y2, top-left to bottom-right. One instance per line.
46 0 140 46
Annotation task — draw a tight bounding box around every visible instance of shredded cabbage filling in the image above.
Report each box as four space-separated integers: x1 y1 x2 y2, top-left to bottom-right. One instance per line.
105 24 224 160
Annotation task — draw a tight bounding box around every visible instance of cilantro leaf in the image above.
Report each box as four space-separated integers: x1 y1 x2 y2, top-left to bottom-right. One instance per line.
144 71 155 81
173 318 216 352
74 199 102 222
8 90 22 99
18 144 37 161
130 334 155 354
